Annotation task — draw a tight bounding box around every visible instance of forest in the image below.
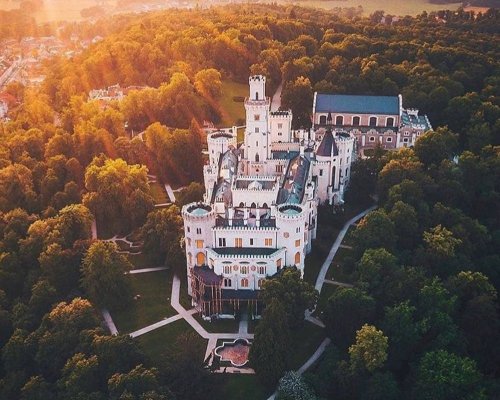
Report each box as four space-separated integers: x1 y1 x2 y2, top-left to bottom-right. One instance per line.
0 3 499 400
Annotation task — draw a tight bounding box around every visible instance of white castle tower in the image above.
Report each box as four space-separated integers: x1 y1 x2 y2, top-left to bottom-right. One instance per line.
243 75 271 174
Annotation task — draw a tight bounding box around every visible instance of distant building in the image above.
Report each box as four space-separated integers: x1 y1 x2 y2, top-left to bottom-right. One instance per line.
0 100 8 119
89 84 148 104
312 93 431 152
182 75 355 319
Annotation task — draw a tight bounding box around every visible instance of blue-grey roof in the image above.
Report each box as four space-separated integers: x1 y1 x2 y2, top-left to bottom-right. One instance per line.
315 93 399 115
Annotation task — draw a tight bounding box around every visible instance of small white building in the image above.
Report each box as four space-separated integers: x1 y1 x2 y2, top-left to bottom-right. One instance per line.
182 75 354 318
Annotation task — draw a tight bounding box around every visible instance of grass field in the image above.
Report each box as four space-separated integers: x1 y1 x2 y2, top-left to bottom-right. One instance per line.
149 182 169 204
211 374 271 400
285 0 461 16
112 270 176 334
195 315 240 333
219 80 248 128
289 321 326 370
138 319 206 364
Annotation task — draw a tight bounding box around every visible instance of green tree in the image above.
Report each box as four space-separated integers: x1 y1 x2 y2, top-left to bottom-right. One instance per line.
249 299 291 386
81 241 132 310
20 376 54 400
175 182 204 207
260 267 318 328
412 350 485 400
414 127 458 167
141 206 183 266
277 371 317 400
352 210 396 255
362 372 400 400
349 324 388 373
325 287 375 348
194 69 222 99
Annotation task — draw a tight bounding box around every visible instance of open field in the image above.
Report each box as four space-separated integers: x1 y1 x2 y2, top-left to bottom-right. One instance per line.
219 80 247 128
284 0 461 16
112 270 176 333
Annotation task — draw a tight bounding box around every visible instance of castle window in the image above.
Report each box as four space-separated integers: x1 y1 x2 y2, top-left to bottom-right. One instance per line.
276 165 283 173
258 266 266 275
188 253 192 265
196 228 201 234
386 117 395 127
241 265 249 274
369 137 375 142
278 131 282 136
294 252 301 265
319 169 323 176
187 238 192 246
241 278 249 288
187 227 190 233
276 259 282 269
369 117 377 126
224 265 231 274
218 238 226 247
255 154 260 162
296 227 301 233
196 252 205 266
319 115 327 124
352 116 360 126
386 137 393 142
224 278 232 287
196 240 204 248
250 238 254 246
265 238 273 246
255 127 259 133
258 278 264 288
295 239 301 247
254 114 260 121
278 123 283 129
235 238 242 248
335 115 343 125
403 138 409 142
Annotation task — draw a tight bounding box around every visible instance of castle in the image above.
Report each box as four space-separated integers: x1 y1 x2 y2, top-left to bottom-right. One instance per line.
312 93 431 151
181 75 355 318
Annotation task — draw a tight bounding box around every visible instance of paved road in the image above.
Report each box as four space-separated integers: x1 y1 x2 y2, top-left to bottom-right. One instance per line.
271 83 283 111
164 184 176 203
128 267 168 274
314 205 377 293
102 309 118 335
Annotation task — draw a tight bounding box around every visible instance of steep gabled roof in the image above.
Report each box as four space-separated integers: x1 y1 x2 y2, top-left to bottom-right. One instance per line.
316 130 339 157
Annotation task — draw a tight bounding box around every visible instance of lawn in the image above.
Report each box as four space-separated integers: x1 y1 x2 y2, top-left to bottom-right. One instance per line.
211 374 270 400
112 270 176 334
327 247 355 283
195 315 239 333
138 319 206 366
219 80 247 128
315 284 338 317
149 182 169 204
127 252 150 269
288 321 326 370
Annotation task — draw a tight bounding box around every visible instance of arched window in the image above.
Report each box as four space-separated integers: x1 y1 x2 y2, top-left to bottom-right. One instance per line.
369 116 377 126
255 153 260 162
239 202 244 207
255 92 259 100
335 115 343 126
386 117 394 127
241 265 249 275
319 115 327 125
331 166 336 187
294 252 301 265
241 278 249 288
196 252 205 266
258 278 264 288
262 203 268 208
224 278 232 287
251 202 256 209
352 116 360 126
188 253 192 265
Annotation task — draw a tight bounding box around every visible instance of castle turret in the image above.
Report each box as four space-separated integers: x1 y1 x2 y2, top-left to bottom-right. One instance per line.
182 202 217 295
275 204 307 275
244 75 271 170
